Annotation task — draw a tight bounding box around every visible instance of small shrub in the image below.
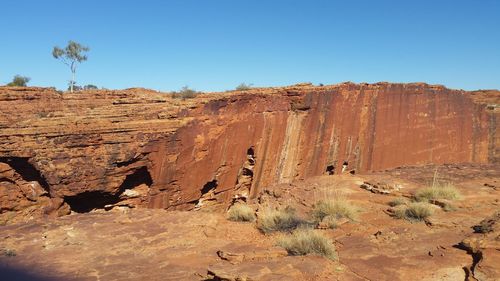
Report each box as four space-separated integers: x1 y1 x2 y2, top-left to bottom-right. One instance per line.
277 228 336 260
388 197 409 207
257 206 302 233
171 86 200 99
1 248 16 257
227 203 255 222
393 202 434 221
235 83 253 91
320 215 338 229
415 182 461 202
83 84 98 90
7 75 30 87
442 202 457 212
311 198 358 222
392 206 407 220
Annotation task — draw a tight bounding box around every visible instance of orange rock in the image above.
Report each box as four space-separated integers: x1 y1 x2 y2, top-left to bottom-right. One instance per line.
0 83 498 220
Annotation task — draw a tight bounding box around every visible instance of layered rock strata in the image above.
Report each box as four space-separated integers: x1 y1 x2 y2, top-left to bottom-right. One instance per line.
0 83 498 220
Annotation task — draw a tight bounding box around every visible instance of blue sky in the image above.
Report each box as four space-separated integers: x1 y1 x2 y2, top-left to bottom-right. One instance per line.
1 0 499 91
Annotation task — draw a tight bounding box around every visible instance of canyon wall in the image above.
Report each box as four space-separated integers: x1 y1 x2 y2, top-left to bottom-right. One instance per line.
0 83 498 221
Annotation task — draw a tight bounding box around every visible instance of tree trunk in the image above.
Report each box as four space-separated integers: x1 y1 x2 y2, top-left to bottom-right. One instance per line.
71 70 75 93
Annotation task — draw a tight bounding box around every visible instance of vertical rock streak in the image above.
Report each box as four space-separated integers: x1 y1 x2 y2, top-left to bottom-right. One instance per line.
0 83 497 216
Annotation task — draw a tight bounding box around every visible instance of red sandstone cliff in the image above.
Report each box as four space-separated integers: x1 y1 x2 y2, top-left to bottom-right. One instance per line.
0 83 498 222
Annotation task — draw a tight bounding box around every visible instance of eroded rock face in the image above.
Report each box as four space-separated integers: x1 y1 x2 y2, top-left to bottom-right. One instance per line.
0 83 498 221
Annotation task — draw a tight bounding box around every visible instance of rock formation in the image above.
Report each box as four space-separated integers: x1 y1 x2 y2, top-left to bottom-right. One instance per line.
0 83 498 222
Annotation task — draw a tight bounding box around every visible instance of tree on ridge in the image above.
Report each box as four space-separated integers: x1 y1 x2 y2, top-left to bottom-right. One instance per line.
52 40 89 93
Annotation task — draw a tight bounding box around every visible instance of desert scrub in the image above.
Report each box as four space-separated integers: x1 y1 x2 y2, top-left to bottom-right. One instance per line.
227 203 255 222
171 86 200 99
414 182 461 202
320 215 338 229
393 202 434 221
257 206 302 233
311 198 358 223
277 228 336 260
388 197 409 207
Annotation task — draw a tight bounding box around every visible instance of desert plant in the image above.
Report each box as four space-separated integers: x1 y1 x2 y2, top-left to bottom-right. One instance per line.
235 83 253 91
388 197 409 207
83 84 98 90
171 86 200 99
257 206 302 233
414 182 461 202
227 203 256 222
393 202 434 221
277 228 336 260
52 40 90 92
7 75 30 87
311 198 358 223
1 248 16 257
320 215 338 229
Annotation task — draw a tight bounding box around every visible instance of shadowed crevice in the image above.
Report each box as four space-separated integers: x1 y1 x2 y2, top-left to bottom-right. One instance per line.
64 166 152 213
0 157 50 193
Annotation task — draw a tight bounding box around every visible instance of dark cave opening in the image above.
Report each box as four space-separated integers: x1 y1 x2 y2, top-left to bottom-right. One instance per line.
119 166 152 190
64 167 152 213
242 167 254 177
326 165 335 175
0 157 50 192
64 191 121 213
201 180 218 195
246 147 255 164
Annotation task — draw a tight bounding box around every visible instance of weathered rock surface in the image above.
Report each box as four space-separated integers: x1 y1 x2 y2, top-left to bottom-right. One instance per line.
461 211 500 280
0 83 498 222
1 165 498 280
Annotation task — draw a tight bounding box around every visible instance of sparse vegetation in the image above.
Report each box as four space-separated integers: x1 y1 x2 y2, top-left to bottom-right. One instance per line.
257 206 302 233
227 203 256 222
414 182 461 202
235 83 253 91
1 248 16 257
320 215 338 229
277 228 336 260
388 197 409 207
311 197 358 223
7 75 30 87
52 40 90 93
393 202 434 221
84 84 98 90
171 86 200 99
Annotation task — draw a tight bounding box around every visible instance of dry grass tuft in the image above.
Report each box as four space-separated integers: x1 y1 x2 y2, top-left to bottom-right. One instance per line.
393 202 434 221
388 197 409 207
277 228 336 260
257 206 302 233
311 197 358 222
321 215 338 229
227 203 256 222
415 180 461 202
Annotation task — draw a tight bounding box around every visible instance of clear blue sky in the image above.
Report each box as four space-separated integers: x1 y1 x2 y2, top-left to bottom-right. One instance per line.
1 0 499 91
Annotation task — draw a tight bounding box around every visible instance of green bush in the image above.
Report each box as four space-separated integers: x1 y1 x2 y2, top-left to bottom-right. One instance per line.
171 86 200 99
235 83 253 91
7 75 30 87
277 228 336 260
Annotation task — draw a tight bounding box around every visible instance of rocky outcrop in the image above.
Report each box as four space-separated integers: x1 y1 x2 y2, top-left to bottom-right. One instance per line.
460 212 500 280
0 83 498 221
